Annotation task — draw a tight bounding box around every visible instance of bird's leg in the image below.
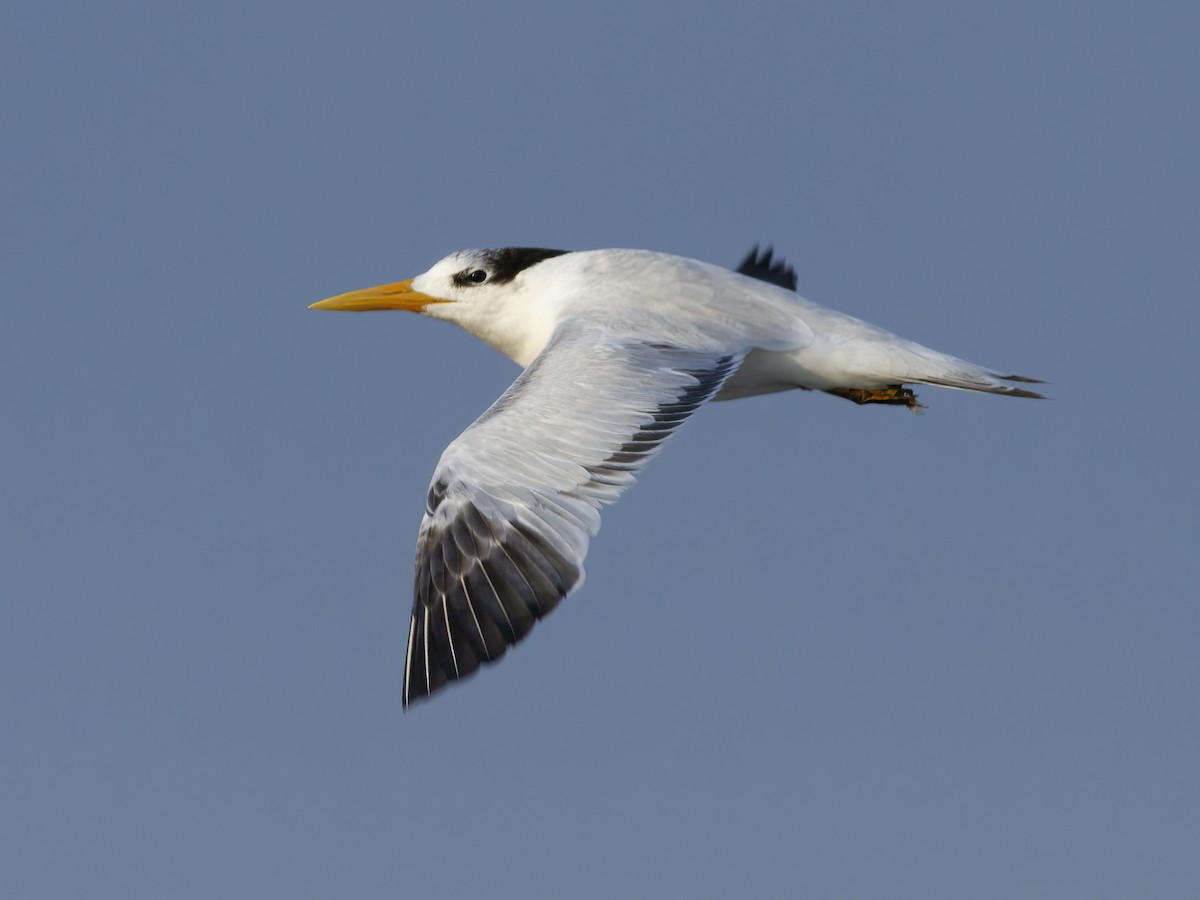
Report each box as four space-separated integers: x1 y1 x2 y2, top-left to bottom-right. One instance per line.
825 385 926 413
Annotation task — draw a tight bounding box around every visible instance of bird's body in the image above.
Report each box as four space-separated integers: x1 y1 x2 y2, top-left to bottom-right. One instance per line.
415 248 1037 401
311 246 1042 706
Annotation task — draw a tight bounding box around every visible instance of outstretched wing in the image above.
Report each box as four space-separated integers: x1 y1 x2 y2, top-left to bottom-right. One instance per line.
405 323 744 706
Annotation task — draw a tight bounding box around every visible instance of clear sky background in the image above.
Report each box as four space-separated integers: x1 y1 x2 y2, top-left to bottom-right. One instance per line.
3 2 1198 897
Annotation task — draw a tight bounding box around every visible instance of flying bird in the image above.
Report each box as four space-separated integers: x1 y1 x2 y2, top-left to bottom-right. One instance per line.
311 246 1043 706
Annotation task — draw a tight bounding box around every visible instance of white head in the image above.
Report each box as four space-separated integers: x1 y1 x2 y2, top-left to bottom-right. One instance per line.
310 247 572 365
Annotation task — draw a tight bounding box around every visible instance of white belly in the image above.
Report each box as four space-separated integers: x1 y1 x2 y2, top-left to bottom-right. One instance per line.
716 344 899 401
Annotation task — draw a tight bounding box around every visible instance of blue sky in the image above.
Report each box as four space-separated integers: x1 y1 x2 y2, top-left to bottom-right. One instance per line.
3 2 1198 897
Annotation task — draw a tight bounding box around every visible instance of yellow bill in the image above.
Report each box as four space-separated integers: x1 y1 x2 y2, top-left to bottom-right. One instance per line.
309 279 444 312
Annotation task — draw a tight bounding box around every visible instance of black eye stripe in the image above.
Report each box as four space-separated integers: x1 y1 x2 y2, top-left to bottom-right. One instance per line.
476 248 569 284
449 248 570 287
453 268 489 286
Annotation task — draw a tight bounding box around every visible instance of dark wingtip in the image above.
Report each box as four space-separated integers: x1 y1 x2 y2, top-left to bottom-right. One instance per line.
1003 386 1049 400
736 244 798 292
1002 373 1047 385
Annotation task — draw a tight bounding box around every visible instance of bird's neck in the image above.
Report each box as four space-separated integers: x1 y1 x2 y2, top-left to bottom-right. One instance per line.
426 297 558 368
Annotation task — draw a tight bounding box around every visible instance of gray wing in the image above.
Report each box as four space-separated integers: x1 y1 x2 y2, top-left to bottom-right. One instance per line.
404 323 744 707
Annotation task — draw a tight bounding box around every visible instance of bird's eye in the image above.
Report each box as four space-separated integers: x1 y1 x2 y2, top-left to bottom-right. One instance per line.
467 269 487 283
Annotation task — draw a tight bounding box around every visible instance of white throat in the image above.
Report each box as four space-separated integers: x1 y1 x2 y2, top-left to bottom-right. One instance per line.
424 284 561 368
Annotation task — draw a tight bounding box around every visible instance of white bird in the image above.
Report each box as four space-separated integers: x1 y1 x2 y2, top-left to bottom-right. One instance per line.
311 246 1043 707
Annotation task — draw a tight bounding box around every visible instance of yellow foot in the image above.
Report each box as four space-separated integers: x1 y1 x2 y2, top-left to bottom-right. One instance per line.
826 385 927 413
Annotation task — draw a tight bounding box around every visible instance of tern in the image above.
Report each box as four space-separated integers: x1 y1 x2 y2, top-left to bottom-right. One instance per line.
311 246 1043 706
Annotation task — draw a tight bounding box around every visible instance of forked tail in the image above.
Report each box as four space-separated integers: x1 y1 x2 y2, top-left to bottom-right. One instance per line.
827 351 1047 412
909 365 1046 399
